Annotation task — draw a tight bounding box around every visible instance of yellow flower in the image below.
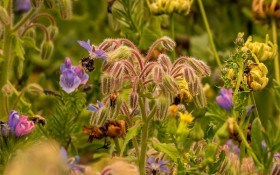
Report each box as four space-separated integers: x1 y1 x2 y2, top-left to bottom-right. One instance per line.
179 112 194 124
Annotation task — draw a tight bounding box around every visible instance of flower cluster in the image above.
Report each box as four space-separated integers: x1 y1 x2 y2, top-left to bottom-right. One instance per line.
224 34 273 92
252 0 280 21
59 58 89 93
242 36 277 62
1 110 34 137
149 0 193 15
244 60 269 91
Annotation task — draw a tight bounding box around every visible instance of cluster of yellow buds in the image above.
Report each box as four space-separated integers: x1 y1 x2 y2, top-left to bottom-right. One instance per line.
149 0 193 16
225 60 269 91
242 35 277 62
252 0 280 21
244 60 269 91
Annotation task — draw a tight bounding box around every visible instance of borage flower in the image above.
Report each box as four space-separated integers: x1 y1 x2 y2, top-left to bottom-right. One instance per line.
146 157 169 175
87 100 103 112
77 39 108 60
60 147 91 175
59 58 89 93
216 88 233 112
2 110 35 137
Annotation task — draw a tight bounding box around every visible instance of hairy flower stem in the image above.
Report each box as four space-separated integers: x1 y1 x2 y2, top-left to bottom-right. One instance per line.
138 97 157 175
233 119 264 170
249 92 260 119
139 121 149 175
271 18 279 83
29 13 57 26
0 1 12 117
197 0 222 69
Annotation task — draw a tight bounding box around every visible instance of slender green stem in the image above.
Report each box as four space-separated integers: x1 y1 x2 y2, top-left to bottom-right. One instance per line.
233 120 264 170
0 24 12 117
113 138 121 155
197 0 222 69
145 0 150 7
271 18 279 83
139 122 149 175
249 92 260 119
139 97 147 122
7 81 34 115
234 62 244 96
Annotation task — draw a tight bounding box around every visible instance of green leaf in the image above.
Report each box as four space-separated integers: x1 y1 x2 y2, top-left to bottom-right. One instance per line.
22 37 40 51
13 35 25 60
251 118 263 163
152 142 180 161
120 121 143 156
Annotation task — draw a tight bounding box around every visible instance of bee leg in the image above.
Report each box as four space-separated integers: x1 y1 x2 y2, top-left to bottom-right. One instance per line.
104 137 111 149
97 138 111 149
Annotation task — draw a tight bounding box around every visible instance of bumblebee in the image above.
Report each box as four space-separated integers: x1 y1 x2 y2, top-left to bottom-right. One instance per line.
83 120 126 143
83 125 106 143
109 92 119 108
80 56 95 72
31 115 47 126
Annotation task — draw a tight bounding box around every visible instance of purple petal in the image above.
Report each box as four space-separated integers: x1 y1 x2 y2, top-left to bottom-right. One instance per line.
87 105 98 111
59 69 81 93
160 166 169 174
97 100 103 109
216 88 233 111
77 40 92 53
94 50 108 60
8 110 20 131
147 157 155 164
60 147 68 163
14 0 31 13
158 160 168 166
60 57 72 73
74 66 89 84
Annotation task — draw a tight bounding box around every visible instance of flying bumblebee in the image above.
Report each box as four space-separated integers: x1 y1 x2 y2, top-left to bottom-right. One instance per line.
31 115 47 126
83 120 126 145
